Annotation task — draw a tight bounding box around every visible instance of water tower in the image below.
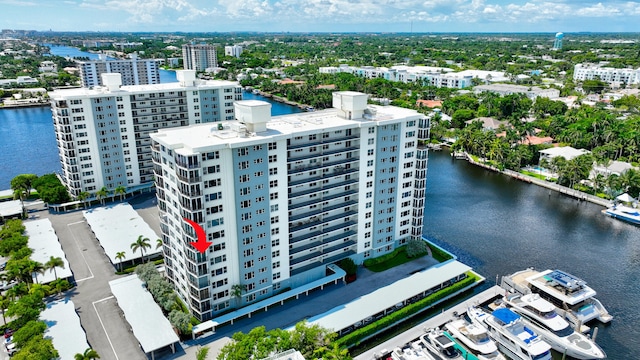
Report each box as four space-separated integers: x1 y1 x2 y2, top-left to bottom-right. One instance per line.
553 32 564 50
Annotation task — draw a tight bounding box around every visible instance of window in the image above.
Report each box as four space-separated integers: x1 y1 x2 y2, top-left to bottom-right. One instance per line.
269 180 278 188
367 149 374 156
268 142 277 150
368 127 375 134
368 138 374 145
272 250 280 257
269 167 278 175
270 193 278 200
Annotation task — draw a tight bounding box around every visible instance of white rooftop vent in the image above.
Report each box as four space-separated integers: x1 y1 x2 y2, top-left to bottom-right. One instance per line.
101 73 122 92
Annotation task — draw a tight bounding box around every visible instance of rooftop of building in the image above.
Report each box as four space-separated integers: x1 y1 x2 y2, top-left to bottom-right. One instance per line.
474 83 552 92
40 299 90 360
49 78 238 98
24 218 73 284
151 101 422 154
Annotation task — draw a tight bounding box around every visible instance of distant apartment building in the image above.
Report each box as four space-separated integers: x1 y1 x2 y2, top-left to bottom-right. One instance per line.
182 44 218 71
573 64 640 86
71 39 114 48
49 70 242 198
224 45 243 58
473 84 560 100
150 91 430 321
38 61 57 73
318 65 507 89
78 54 160 88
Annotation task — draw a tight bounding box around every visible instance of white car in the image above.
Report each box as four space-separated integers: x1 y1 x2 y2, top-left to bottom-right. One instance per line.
5 341 17 355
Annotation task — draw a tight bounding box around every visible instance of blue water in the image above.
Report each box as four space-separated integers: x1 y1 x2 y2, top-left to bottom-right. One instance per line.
242 91 303 116
0 107 60 188
43 44 106 60
159 69 177 83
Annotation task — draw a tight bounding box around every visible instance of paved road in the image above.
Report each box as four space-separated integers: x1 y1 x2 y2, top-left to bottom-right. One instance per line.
40 208 147 360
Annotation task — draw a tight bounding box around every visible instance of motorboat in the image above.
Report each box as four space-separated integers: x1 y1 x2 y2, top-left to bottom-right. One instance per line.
421 328 463 359
445 317 506 360
500 269 612 327
389 338 440 360
602 204 640 225
503 294 606 359
468 306 552 360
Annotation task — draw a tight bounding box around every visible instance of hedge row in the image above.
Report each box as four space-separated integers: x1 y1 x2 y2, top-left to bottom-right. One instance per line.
363 246 405 267
427 243 453 263
335 273 478 348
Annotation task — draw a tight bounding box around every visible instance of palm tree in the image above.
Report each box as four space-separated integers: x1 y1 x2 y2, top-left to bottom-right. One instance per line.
130 235 151 264
29 261 46 285
115 251 126 272
45 256 65 281
114 185 126 202
77 191 90 209
0 295 10 325
156 238 163 250
74 348 100 360
95 187 109 205
231 284 247 308
196 346 210 360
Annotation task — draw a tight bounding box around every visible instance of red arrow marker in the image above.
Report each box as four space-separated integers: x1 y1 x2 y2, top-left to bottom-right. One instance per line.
183 218 212 254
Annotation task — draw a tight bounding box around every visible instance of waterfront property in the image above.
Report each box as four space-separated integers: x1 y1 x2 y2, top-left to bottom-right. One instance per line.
49 70 242 197
150 91 430 320
78 53 160 87
305 260 478 337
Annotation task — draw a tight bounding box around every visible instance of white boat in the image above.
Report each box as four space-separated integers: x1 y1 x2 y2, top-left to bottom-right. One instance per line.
602 204 640 225
500 269 612 327
445 317 506 360
503 294 606 359
422 328 463 359
468 306 552 360
390 338 440 360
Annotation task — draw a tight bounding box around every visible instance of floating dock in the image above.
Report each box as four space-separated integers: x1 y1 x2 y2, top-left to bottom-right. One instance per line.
355 285 504 360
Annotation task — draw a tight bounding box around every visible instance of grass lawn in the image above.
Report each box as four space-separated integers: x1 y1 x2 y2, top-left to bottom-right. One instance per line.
365 250 427 273
520 170 548 180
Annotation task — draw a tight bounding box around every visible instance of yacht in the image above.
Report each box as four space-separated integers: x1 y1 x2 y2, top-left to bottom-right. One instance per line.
421 328 463 359
389 338 440 360
500 269 612 328
503 294 606 359
445 317 506 360
602 204 640 225
468 306 552 360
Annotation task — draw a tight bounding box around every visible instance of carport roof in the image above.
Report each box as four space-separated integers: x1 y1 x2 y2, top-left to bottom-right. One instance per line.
109 274 179 354
40 299 90 360
25 218 73 284
83 203 161 264
306 260 471 333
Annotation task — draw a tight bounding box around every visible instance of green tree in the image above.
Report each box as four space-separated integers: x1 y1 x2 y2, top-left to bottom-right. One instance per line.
195 346 209 360
11 337 58 360
95 187 109 205
10 174 37 200
114 185 126 202
12 320 46 348
130 235 151 264
115 251 126 272
77 191 90 209
156 238 163 250
45 256 65 281
168 309 191 334
74 348 100 360
231 284 247 308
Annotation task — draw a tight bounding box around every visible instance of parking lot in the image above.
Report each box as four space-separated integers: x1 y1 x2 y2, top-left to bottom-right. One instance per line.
39 202 149 360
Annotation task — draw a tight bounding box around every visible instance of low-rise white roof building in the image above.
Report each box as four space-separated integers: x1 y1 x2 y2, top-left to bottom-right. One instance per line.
25 218 73 284
473 84 560 99
591 160 637 179
40 299 90 360
83 203 161 265
539 146 591 162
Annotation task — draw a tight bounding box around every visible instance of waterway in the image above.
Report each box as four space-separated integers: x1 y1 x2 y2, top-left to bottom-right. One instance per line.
2 44 637 357
424 150 640 358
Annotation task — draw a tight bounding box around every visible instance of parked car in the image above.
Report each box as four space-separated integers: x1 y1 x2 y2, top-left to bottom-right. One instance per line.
4 329 14 339
0 262 6 271
3 336 11 345
6 342 17 356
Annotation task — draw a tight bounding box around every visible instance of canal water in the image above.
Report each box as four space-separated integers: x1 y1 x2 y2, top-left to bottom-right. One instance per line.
424 150 640 358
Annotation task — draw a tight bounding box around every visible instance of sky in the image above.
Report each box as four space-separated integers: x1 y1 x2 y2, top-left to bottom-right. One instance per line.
1 0 640 33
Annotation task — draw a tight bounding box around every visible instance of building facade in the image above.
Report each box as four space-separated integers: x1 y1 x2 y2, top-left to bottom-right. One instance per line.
150 91 429 321
49 70 242 198
182 44 218 71
473 84 560 99
573 64 640 86
78 54 160 88
224 45 243 58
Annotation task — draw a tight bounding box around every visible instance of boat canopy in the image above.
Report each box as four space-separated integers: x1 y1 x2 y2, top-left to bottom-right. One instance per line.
616 193 635 203
493 308 520 325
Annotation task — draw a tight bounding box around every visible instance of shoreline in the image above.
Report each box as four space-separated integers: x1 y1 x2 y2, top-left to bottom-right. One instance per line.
457 151 613 208
0 102 50 109
244 87 313 110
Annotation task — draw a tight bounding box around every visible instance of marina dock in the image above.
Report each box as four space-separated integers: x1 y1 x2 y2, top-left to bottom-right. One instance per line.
355 285 504 360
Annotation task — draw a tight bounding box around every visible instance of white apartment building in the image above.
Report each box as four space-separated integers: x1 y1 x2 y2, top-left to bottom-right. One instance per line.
318 65 507 89
224 45 243 58
49 70 242 198
182 44 218 72
473 84 560 100
78 54 160 88
573 64 640 86
150 91 429 320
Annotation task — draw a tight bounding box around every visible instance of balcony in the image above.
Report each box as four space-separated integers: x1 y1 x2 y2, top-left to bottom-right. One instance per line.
288 179 358 199
287 157 359 175
290 230 357 253
288 167 358 187
288 146 359 163
288 189 358 210
177 174 202 183
289 220 357 243
289 200 357 222
288 134 359 150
